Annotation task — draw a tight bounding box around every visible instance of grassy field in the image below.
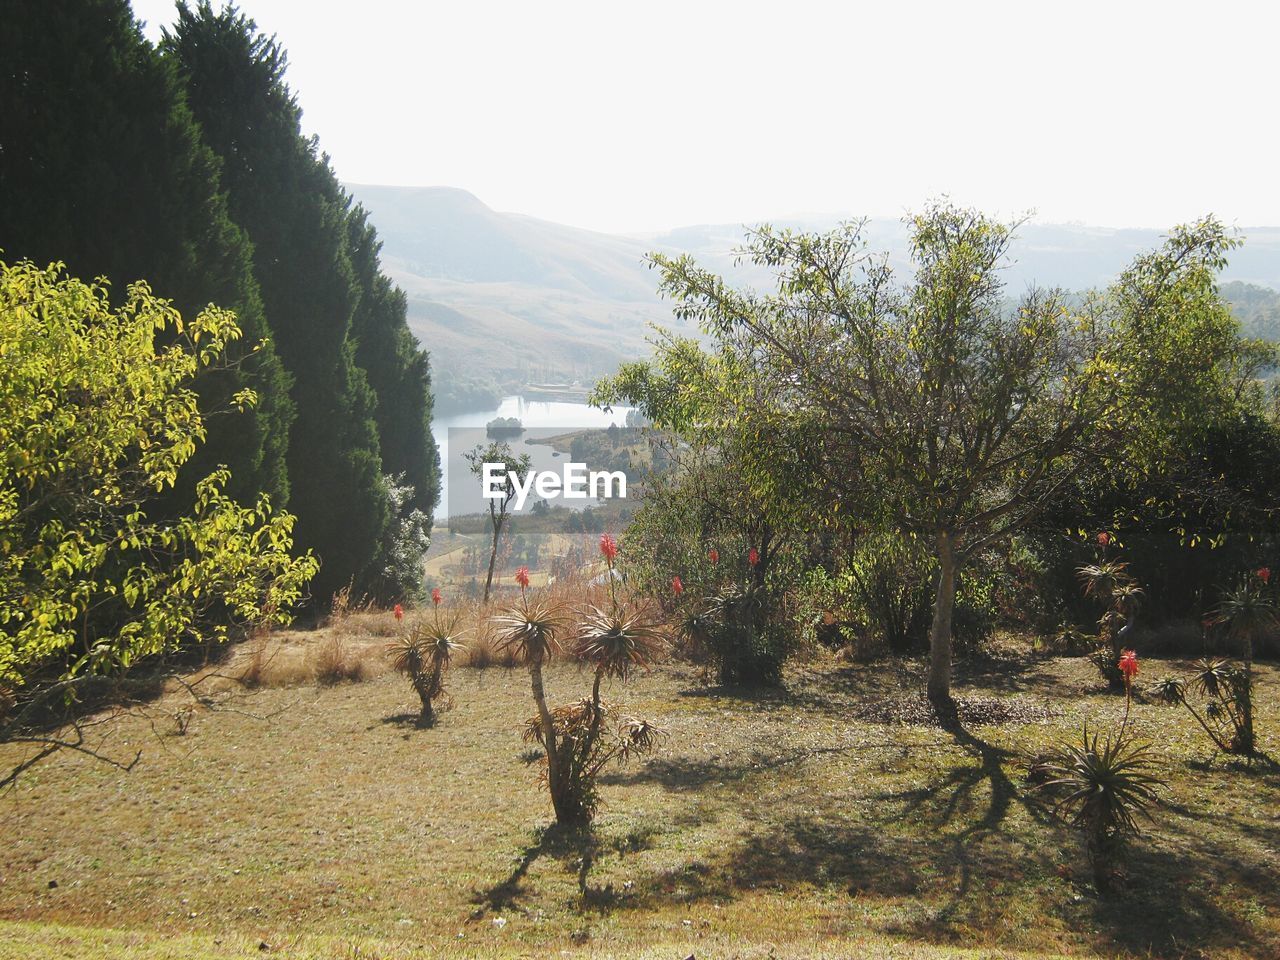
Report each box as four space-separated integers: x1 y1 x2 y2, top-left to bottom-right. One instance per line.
1 634 1277 959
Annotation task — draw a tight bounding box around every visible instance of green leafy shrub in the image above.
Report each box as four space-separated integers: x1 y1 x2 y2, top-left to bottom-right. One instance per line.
844 534 933 654
0 260 317 783
701 583 790 686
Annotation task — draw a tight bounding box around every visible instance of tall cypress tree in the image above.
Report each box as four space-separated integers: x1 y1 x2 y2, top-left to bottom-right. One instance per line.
162 2 391 603
0 0 294 508
346 206 442 518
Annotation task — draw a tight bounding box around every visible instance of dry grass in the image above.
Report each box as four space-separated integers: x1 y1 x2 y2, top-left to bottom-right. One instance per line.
311 637 369 685
458 628 521 670
1 652 1277 959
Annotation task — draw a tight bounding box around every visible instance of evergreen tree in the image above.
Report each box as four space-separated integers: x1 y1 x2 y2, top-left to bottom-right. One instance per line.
162 2 392 603
346 206 442 518
0 0 294 508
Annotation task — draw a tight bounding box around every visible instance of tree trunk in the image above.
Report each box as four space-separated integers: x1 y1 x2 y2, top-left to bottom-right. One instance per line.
1088 821 1116 895
530 660 582 823
483 509 503 603
1240 630 1255 758
927 530 957 711
412 667 436 726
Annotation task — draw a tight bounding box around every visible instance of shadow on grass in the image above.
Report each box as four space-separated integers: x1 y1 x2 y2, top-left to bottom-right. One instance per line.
474 822 659 914
616 714 1274 958
1081 841 1275 960
375 711 434 730
599 743 892 793
473 665 1279 957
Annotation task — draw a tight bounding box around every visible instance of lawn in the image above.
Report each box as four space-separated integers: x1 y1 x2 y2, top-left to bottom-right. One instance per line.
1 641 1276 959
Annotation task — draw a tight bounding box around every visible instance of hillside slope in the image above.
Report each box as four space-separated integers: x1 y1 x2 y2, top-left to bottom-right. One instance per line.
347 185 675 396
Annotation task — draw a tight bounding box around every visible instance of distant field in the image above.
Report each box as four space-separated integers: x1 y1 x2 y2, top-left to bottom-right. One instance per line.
1 641 1277 959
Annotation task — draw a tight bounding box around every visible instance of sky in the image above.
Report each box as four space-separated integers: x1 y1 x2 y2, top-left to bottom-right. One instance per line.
131 0 1280 235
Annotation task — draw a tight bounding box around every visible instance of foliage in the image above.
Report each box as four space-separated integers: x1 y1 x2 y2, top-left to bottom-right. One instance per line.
367 474 432 603
1077 560 1143 688
1165 655 1260 758
572 606 666 680
485 416 525 438
1184 575 1276 758
696 582 789 686
433 374 503 416
0 0 294 508
521 697 665 822
598 203 1254 707
344 207 441 519
842 534 934 653
1035 726 1163 893
1151 675 1187 706
492 599 566 665
0 261 317 780
163 2 444 604
1030 411 1280 637
581 421 805 685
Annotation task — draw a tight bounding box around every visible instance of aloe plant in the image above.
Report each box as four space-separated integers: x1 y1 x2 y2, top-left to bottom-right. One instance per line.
1036 725 1163 893
495 542 667 825
1077 561 1143 690
388 601 465 725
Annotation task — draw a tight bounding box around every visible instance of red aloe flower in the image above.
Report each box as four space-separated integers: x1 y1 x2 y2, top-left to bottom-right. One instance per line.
600 532 619 563
431 589 442 607
708 547 719 565
1118 649 1139 681
1097 531 1111 547
1257 566 1271 585
394 603 405 621
748 547 760 567
671 575 683 596
515 566 531 589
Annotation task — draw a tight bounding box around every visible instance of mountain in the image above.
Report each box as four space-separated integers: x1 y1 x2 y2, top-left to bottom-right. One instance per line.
346 185 1280 409
346 185 677 408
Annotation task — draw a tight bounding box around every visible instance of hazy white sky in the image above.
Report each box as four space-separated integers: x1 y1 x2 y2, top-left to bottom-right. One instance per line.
132 0 1280 234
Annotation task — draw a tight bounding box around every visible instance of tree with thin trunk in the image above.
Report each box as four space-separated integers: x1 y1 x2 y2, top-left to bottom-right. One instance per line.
621 203 1250 711
493 548 666 825
465 442 531 603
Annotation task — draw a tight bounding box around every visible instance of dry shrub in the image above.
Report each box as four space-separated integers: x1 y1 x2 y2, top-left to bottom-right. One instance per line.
459 627 520 669
311 636 374 685
236 641 271 689
324 583 402 639
329 607 405 639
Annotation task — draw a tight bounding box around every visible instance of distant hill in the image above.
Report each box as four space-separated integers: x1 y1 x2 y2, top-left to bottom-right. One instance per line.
643 219 1280 294
346 185 1280 408
1222 281 1280 342
346 185 675 408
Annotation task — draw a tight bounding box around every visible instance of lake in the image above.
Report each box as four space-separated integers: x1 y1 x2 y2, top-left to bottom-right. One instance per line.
431 396 633 518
